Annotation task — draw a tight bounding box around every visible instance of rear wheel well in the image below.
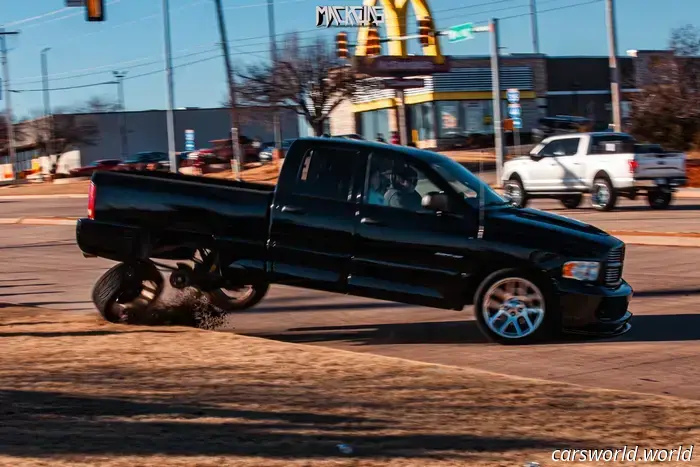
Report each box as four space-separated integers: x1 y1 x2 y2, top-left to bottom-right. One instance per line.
509 173 522 182
593 170 611 184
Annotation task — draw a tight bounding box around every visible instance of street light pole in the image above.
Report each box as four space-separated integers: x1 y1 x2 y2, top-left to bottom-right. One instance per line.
41 47 53 160
267 0 282 155
529 0 540 54
605 0 622 132
162 0 178 172
0 29 19 181
489 18 505 186
113 71 129 158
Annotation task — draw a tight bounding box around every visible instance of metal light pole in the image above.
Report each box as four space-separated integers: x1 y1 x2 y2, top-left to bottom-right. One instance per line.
41 48 53 160
113 71 129 158
489 18 505 186
0 29 19 180
267 0 282 155
162 0 178 172
529 0 540 54
605 0 622 132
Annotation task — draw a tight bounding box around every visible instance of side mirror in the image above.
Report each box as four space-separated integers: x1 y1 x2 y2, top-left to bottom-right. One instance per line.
530 153 543 161
422 192 451 213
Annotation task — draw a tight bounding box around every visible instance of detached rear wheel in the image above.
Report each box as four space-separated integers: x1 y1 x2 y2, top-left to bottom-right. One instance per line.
92 262 164 323
474 270 554 345
205 283 270 311
647 189 672 209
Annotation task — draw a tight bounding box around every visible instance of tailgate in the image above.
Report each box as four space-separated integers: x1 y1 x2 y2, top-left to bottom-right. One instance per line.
634 152 686 178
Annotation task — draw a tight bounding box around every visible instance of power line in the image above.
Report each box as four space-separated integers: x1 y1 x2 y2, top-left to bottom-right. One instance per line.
11 80 117 92
5 7 72 27
17 0 130 30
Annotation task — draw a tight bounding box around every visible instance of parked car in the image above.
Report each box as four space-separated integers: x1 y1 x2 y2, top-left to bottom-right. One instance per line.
258 139 295 162
335 134 365 140
502 132 687 211
69 159 121 177
117 152 170 171
77 137 633 345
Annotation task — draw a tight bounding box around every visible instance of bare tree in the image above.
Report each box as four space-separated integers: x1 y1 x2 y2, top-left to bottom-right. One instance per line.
74 95 121 113
629 25 700 151
234 33 374 136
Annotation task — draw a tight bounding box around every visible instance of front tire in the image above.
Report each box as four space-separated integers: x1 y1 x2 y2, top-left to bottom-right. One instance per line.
504 177 529 208
204 283 270 311
92 262 164 323
474 269 554 345
647 189 672 209
591 177 617 211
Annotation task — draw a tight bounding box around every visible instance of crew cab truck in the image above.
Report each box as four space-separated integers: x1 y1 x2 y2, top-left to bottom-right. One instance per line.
76 138 633 344
502 132 687 211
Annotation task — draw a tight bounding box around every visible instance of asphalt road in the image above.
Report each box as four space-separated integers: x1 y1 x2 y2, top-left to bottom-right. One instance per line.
1 224 699 401
2 195 700 233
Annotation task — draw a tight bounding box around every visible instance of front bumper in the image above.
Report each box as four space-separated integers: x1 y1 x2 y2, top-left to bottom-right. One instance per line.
556 278 633 337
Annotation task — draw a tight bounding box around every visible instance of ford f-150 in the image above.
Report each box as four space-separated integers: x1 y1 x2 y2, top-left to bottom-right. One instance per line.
76 137 633 344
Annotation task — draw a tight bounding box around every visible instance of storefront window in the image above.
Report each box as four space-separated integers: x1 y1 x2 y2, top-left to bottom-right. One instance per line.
437 101 461 137
360 109 390 141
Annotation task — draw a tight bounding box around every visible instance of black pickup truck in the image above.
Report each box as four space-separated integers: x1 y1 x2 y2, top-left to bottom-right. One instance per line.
76 137 633 344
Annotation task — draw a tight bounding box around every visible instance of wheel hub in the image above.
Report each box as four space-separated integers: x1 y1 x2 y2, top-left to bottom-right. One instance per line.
482 278 546 340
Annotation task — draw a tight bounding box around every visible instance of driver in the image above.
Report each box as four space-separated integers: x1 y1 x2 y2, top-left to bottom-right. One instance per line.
384 165 422 210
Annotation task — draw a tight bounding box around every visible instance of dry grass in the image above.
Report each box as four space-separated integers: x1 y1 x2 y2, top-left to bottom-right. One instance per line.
0 306 698 467
0 179 91 196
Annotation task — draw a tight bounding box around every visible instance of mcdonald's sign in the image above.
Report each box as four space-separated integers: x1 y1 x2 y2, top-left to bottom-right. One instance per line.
354 0 444 64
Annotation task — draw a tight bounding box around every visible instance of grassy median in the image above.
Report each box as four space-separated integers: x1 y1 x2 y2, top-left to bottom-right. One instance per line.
0 305 698 466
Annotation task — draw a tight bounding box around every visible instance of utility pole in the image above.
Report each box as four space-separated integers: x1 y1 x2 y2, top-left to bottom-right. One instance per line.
529 0 540 54
605 0 622 132
213 0 242 180
41 47 53 160
113 71 129 158
0 29 18 181
162 0 178 172
267 0 282 157
489 18 505 186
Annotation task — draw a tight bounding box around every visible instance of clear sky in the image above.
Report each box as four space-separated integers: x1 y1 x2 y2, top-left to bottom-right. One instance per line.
3 0 698 118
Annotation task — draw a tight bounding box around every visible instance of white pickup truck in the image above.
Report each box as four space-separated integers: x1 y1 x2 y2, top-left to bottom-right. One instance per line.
502 132 687 211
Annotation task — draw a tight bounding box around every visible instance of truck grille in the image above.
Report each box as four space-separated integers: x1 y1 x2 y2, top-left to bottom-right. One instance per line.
604 246 625 287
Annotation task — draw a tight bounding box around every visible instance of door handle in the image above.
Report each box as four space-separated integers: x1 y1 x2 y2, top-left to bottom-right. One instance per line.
360 217 383 226
281 205 305 214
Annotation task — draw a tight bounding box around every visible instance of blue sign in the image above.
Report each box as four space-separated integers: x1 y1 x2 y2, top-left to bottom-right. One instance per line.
512 117 522 129
508 103 521 118
506 88 520 104
185 129 195 151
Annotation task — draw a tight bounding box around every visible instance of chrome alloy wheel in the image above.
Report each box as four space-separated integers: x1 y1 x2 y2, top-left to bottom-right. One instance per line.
505 181 523 206
216 286 256 303
110 278 161 322
481 277 545 339
591 182 610 208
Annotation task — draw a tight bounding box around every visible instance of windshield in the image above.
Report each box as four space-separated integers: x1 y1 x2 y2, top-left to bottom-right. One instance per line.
429 156 509 208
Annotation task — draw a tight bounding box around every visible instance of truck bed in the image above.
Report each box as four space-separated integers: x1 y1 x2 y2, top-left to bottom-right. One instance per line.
80 170 275 262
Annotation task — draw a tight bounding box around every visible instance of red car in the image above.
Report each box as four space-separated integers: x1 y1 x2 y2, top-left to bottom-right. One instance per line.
69 159 121 177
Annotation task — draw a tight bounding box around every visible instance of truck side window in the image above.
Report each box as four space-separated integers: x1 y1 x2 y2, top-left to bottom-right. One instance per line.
557 138 581 156
295 148 355 202
367 153 440 213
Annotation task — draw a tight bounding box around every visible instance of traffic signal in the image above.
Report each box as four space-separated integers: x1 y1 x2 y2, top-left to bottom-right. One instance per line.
336 32 348 59
418 17 432 46
86 0 105 21
366 28 380 56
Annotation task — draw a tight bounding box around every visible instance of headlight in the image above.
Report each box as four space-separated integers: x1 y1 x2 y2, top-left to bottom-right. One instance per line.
562 261 600 281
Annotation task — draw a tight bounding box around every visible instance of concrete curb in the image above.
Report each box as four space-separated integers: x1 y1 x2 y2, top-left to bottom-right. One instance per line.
0 217 78 226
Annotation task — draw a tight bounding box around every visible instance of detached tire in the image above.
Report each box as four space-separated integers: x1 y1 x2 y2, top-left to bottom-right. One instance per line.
591 177 617 211
205 283 270 312
474 269 556 345
92 262 164 323
647 189 672 209
560 194 583 209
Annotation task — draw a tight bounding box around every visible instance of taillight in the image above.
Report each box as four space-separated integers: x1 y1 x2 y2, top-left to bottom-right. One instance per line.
628 160 639 174
87 182 96 219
